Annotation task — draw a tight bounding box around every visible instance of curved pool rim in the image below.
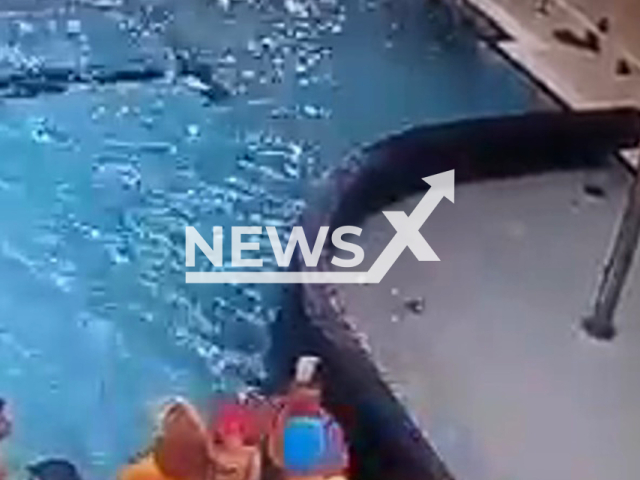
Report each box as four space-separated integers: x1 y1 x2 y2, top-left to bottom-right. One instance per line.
280 108 640 480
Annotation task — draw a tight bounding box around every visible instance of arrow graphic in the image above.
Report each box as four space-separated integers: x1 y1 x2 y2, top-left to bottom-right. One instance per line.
364 169 455 283
186 170 455 284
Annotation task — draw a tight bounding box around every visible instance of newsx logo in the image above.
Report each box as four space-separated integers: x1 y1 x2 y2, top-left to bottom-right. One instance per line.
185 170 454 284
186 224 364 269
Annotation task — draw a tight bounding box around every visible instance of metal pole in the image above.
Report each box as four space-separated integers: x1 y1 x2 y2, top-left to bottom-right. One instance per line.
583 152 640 340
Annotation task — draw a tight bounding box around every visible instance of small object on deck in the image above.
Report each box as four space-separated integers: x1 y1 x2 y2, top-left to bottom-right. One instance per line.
596 17 610 34
553 28 600 53
583 183 607 200
585 30 600 53
27 460 83 480
616 58 632 76
403 297 425 314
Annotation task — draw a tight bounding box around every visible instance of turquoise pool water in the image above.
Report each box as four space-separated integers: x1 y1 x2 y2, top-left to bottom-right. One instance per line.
0 0 547 477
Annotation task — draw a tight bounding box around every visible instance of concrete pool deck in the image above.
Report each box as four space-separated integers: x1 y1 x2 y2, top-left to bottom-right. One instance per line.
336 167 640 480
454 0 640 168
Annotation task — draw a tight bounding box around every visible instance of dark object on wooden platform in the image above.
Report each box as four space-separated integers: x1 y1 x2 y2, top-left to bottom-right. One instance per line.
616 58 633 76
553 27 600 53
596 17 610 34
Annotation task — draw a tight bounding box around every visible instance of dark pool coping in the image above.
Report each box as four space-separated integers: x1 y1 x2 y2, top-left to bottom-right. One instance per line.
275 108 640 480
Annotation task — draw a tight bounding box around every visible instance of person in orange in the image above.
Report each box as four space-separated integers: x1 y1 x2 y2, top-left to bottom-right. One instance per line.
119 398 212 480
120 396 264 480
0 398 12 480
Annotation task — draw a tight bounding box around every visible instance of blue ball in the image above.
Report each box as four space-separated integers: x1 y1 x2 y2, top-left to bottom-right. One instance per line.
283 416 327 474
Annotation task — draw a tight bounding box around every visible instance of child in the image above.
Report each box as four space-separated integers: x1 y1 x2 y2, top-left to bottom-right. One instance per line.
208 402 261 480
267 357 349 480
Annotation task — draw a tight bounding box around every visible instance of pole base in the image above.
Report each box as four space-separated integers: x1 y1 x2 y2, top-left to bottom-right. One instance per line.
582 315 617 341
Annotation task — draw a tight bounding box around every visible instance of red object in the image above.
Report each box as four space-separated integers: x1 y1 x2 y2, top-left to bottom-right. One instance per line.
211 401 262 445
286 395 324 417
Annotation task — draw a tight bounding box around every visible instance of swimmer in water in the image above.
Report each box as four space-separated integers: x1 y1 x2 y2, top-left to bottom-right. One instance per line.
27 459 83 480
0 398 12 480
0 399 10 442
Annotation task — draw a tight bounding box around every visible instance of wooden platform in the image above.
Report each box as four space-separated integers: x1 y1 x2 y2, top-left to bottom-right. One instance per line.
457 0 640 168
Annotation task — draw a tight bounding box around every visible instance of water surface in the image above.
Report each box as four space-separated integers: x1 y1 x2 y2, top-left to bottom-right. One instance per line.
0 0 547 476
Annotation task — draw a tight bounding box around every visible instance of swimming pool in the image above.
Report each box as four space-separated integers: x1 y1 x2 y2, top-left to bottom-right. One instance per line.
0 0 547 477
